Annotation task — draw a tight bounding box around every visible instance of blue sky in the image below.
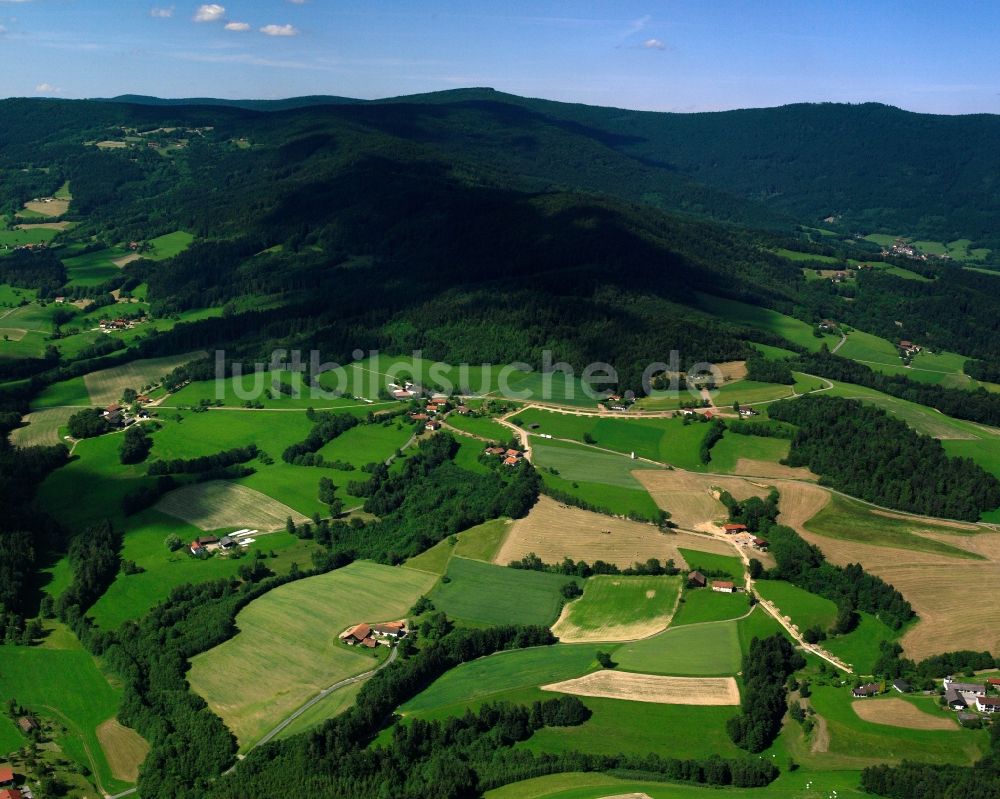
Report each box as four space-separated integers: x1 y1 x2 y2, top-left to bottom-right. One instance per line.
0 1 997 114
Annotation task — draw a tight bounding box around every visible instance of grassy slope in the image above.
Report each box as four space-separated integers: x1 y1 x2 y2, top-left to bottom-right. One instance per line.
429 557 573 626
531 439 662 517
558 575 681 633
754 579 838 631
670 587 750 625
613 619 742 676
0 641 135 793
677 549 744 583
188 561 436 750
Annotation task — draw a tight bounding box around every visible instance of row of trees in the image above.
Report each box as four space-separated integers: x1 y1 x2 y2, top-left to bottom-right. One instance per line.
768 395 1000 520
281 410 359 464
727 634 805 753
147 444 259 475
763 522 914 631
509 553 680 579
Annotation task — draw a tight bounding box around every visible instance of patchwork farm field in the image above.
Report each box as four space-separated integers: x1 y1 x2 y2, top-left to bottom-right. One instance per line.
531 439 663 517
485 771 869 799
9 406 74 446
429 556 573 626
552 575 682 642
613 618 742 676
754 579 837 632
155 481 309 531
402 645 600 716
516 408 710 467
86 511 316 630
670 586 749 625
0 642 140 795
188 561 436 749
634 469 770 532
493 496 734 569
445 412 513 442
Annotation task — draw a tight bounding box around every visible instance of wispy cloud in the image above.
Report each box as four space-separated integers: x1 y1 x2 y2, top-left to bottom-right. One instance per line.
260 23 298 37
35 82 60 93
150 5 173 18
642 38 666 50
171 50 316 70
193 4 225 23
225 21 250 31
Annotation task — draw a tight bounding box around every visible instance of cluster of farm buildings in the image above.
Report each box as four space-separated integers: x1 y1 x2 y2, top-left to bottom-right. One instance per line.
0 766 30 799
98 317 140 331
190 529 261 557
687 570 739 594
102 400 151 428
721 522 769 552
409 396 469 431
852 676 1000 717
339 620 408 649
484 446 526 467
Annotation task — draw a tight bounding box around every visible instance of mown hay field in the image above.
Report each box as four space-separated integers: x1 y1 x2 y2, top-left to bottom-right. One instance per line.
542 671 740 706
494 496 733 569
9 406 73 446
634 470 771 532
188 561 436 749
96 719 150 783
851 698 958 731
156 481 309 532
83 351 207 405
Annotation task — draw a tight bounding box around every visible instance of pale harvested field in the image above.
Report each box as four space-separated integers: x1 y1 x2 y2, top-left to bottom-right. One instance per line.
96 718 150 782
716 361 748 381
10 407 74 447
734 458 817 481
15 220 73 231
601 794 653 799
23 198 70 216
542 671 740 705
156 481 308 532
634 470 771 531
113 253 142 268
494 495 733 568
83 351 207 405
0 327 27 341
778 482 1000 659
773 480 831 530
852 698 958 731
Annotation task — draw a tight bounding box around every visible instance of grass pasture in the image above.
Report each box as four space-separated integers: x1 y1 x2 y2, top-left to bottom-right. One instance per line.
144 230 195 260
804 493 983 560
552 575 681 642
454 517 510 561
754 579 837 632
61 248 123 287
517 409 709 468
0 225 59 248
677 548 744 584
430 556 574 626
0 643 138 794
188 561 436 749
445 412 513 442
402 645 599 716
532 439 663 518
670 586 749 626
695 292 831 351
613 618 742 676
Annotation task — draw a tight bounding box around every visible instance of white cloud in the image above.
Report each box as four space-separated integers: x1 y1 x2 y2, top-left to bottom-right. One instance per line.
224 21 250 31
642 38 665 50
260 23 298 36
193 4 225 22
150 5 173 17
35 82 60 93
